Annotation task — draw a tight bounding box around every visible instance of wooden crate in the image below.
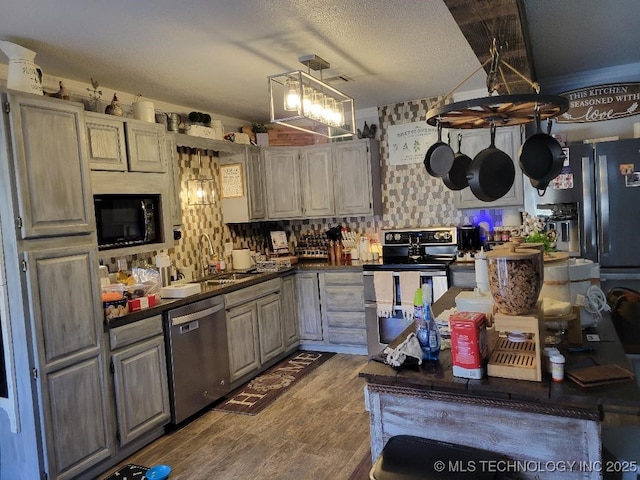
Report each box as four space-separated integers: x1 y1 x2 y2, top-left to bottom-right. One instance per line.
487 307 544 382
266 125 327 146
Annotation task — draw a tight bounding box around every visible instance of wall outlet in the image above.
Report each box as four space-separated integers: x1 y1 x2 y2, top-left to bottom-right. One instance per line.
224 242 233 257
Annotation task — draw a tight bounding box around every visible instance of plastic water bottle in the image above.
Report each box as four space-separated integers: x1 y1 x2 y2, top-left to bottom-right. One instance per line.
413 288 429 358
422 284 441 361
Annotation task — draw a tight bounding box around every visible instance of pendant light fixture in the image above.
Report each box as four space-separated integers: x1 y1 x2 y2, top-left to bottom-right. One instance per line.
268 54 355 139
187 150 215 206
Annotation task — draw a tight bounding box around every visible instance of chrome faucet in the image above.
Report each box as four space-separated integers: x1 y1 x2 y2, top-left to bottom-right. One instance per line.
198 233 215 277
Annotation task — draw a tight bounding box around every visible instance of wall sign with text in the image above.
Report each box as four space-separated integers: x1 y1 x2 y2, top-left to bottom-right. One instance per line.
387 122 439 165
558 82 640 123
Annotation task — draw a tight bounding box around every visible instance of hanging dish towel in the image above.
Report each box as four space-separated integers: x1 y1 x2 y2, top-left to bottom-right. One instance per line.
399 271 421 319
373 271 394 319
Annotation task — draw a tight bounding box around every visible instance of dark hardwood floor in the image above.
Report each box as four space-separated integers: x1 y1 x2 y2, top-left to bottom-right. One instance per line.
101 353 372 480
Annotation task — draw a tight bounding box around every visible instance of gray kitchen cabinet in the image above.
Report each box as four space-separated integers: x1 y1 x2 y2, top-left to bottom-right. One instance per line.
4 92 95 239
219 145 266 223
301 144 334 218
85 112 128 171
109 315 170 447
87 114 167 173
281 273 300 350
124 119 168 173
257 292 284 364
333 139 382 217
263 147 303 219
454 126 524 209
319 271 366 347
23 239 113 479
296 272 323 341
225 278 281 383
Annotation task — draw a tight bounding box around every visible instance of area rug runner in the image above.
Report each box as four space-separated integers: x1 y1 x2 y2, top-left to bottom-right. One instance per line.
212 350 335 415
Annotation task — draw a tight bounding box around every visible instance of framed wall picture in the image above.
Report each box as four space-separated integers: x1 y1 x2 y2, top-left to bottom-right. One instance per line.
220 163 244 198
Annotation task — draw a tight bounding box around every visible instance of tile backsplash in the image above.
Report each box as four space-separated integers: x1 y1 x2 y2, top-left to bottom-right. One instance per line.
110 96 514 276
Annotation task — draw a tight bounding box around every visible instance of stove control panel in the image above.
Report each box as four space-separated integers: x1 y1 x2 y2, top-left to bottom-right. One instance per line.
382 227 457 246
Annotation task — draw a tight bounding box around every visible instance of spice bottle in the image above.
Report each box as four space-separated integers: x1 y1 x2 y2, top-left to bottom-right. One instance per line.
328 241 336 265
550 353 565 382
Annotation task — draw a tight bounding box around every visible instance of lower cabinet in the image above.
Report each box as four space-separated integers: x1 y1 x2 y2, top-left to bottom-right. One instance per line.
319 272 366 347
296 272 323 341
296 270 367 353
109 315 170 447
225 279 283 383
281 273 300 350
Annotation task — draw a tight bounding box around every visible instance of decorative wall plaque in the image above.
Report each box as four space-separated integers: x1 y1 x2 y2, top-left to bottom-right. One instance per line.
220 163 244 198
558 82 640 123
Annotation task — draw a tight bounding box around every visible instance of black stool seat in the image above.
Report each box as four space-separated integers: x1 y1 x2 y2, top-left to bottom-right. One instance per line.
370 435 517 480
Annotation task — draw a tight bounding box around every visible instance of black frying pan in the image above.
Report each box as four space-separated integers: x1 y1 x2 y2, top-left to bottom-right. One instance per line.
442 133 471 190
467 124 515 202
530 177 549 196
519 110 565 182
424 122 454 177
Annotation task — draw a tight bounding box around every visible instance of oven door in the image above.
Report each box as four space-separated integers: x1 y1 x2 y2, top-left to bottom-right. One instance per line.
363 270 448 356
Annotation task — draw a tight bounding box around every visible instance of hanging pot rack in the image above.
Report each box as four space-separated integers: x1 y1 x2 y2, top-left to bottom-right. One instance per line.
426 39 569 129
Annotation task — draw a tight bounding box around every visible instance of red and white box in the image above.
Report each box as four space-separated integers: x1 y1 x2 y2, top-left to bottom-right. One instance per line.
450 311 488 379
127 294 158 312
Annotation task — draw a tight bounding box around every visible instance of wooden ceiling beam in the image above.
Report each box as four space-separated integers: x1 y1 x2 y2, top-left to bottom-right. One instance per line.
443 0 537 95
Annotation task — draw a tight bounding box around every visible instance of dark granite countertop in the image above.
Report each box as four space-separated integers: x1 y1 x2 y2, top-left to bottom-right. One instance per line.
359 287 640 416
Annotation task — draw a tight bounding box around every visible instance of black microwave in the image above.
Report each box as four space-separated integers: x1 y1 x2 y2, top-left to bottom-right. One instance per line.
94 194 161 250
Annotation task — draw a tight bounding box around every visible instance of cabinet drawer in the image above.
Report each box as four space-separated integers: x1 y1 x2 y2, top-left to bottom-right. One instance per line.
327 327 367 346
326 311 365 328
322 285 364 312
109 315 163 350
323 272 363 286
224 278 280 309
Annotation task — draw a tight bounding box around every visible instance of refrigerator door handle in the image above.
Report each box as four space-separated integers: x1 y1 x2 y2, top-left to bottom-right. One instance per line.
581 154 597 260
597 154 610 255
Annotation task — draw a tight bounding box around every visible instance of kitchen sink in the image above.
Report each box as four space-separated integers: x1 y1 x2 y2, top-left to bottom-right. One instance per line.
204 271 258 285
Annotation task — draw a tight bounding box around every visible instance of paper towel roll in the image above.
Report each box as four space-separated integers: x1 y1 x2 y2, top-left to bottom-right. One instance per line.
474 257 489 292
231 249 253 271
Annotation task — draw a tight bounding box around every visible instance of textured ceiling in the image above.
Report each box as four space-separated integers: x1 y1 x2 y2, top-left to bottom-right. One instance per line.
0 0 638 123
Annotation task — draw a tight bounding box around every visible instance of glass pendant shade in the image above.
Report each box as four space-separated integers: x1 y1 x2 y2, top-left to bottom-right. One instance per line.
187 178 215 205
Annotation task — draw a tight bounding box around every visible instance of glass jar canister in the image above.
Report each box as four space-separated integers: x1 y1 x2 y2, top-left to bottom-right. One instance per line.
486 245 543 315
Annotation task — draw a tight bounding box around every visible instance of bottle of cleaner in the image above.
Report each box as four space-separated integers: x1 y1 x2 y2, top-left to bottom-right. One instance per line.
413 287 429 358
422 283 441 361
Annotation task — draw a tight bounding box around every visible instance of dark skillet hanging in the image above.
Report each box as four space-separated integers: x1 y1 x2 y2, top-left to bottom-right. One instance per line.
466 124 515 202
424 121 455 177
442 133 472 190
530 177 550 196
519 108 566 182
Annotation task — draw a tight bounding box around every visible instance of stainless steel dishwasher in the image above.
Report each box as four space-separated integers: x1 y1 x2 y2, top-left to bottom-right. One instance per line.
165 295 230 424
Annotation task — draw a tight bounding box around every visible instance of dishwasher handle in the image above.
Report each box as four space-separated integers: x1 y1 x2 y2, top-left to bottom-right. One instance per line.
171 302 224 327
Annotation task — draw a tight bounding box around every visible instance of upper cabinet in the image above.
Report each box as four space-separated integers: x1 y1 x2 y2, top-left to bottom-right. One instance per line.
301 144 334 218
333 139 382 217
263 147 304 219
453 126 524 209
258 139 382 222
2 92 94 239
220 145 266 223
86 113 167 173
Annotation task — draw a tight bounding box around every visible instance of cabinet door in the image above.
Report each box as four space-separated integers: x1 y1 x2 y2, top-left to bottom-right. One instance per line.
247 146 267 220
257 292 284 364
301 144 334 217
5 93 94 238
85 113 127 171
263 147 303 219
454 127 524 209
125 120 168 173
281 274 300 349
333 140 375 216
44 357 112 479
111 335 170 446
296 272 323 341
226 302 260 381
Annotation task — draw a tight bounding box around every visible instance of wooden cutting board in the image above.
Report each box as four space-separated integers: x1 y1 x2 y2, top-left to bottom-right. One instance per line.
566 363 634 388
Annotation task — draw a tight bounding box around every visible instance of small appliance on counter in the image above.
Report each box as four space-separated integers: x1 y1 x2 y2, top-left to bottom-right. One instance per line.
457 224 481 254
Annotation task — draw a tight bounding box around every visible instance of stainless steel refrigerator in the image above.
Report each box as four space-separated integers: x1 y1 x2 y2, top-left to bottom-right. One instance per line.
528 137 640 292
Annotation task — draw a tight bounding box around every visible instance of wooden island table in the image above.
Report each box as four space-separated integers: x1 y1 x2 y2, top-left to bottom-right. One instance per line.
359 287 640 479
